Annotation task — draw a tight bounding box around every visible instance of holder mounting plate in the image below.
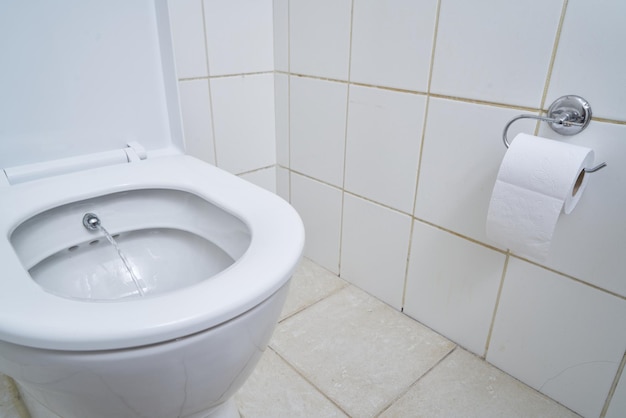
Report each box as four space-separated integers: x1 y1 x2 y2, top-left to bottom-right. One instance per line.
547 95 592 136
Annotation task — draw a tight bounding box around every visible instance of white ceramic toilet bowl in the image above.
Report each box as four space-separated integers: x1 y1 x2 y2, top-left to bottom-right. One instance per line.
0 155 305 418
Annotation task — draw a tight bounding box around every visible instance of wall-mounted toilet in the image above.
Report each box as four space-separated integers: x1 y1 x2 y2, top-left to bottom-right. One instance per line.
0 2 304 418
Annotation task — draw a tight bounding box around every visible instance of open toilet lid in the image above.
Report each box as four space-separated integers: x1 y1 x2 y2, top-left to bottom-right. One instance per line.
0 0 183 171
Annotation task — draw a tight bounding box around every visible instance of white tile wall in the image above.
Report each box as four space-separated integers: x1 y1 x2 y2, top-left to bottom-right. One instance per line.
178 79 215 164
274 2 626 416
274 74 290 167
167 0 208 79
344 85 425 213
290 173 342 274
350 0 437 91
289 0 352 80
238 167 276 194
163 1 626 416
430 0 563 108
276 166 290 202
487 258 626 418
210 74 276 174
203 0 274 75
340 194 412 310
414 98 538 244
272 0 289 72
546 1 626 121
404 221 506 356
167 0 277 176
536 121 626 297
289 76 347 187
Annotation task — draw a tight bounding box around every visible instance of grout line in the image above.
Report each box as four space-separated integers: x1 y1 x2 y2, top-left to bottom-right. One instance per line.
600 348 626 417
287 166 626 301
236 164 277 177
593 116 626 126
336 0 356 278
267 346 353 417
351 81 428 96
401 0 442 311
483 253 510 358
533 0 568 137
400 217 415 311
539 0 569 111
178 70 275 81
277 282 349 324
508 254 626 301
411 216 505 254
286 0 292 203
375 346 458 417
199 1 219 168
273 71 626 126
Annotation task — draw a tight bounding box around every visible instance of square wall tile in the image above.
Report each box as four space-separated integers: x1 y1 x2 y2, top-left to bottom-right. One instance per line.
487 258 626 418
415 98 537 244
535 121 626 297
340 194 412 309
547 1 626 121
344 85 426 213
168 0 208 79
273 0 289 72
203 0 274 75
290 76 348 187
178 79 215 164
210 74 275 174
238 166 276 194
350 0 437 91
404 221 506 356
274 73 289 167
381 348 581 418
430 0 562 108
271 286 455 418
291 173 342 274
289 0 352 80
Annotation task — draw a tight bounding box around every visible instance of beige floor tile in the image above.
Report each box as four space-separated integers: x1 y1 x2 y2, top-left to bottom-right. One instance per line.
271 285 455 418
236 349 348 418
379 348 581 418
281 257 348 320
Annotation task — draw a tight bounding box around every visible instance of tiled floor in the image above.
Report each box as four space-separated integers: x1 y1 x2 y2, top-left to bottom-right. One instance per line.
235 258 581 418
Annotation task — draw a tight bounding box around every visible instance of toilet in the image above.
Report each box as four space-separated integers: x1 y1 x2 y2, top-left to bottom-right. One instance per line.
0 2 304 418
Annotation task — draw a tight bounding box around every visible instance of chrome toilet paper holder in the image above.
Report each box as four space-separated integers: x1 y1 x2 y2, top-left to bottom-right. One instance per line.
502 95 607 173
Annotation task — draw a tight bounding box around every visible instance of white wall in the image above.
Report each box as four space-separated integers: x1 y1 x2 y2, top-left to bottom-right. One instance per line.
171 1 626 417
169 0 278 191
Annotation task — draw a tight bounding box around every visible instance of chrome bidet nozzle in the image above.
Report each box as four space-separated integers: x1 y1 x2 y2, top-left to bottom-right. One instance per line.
82 213 101 231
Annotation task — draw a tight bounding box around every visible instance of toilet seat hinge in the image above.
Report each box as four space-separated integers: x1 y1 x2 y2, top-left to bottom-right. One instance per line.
1 142 148 186
125 141 148 162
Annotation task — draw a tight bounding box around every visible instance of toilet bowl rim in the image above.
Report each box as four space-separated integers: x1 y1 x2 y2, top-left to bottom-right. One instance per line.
0 155 305 351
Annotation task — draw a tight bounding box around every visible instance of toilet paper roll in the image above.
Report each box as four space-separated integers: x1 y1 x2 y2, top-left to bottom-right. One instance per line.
486 133 594 261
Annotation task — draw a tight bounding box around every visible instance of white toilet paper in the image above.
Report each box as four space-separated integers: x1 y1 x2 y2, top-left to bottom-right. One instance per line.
486 133 595 261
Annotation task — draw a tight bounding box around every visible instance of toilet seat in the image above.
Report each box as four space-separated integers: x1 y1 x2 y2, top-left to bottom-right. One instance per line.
0 2 304 352
0 155 304 351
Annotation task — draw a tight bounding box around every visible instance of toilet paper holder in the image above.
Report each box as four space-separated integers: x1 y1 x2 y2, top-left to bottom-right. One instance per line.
502 95 607 173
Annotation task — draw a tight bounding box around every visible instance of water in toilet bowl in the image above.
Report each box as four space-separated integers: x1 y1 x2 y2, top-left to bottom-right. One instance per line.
30 227 234 300
10 189 250 302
